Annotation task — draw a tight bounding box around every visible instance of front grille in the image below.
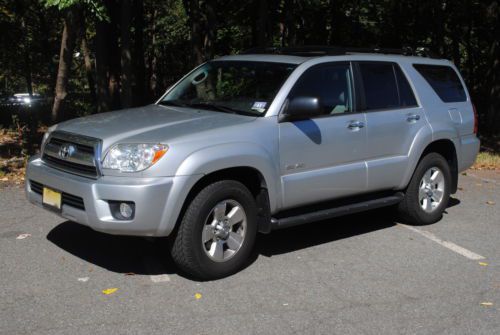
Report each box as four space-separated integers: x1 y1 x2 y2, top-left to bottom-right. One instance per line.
42 131 101 178
49 137 94 154
30 180 43 194
30 180 85 210
42 154 98 176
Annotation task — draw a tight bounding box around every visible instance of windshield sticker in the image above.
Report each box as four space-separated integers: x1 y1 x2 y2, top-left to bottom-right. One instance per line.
251 101 267 113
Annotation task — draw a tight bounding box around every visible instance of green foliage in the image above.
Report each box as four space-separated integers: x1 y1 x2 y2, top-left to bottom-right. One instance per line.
43 0 107 20
0 0 499 133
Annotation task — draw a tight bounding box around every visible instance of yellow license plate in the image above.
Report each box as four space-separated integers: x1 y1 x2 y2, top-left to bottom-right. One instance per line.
42 187 62 210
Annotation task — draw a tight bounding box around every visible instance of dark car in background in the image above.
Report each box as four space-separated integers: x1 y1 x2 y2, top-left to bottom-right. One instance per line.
0 93 50 126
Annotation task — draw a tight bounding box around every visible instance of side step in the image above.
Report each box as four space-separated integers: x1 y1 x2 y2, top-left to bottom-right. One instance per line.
270 192 404 230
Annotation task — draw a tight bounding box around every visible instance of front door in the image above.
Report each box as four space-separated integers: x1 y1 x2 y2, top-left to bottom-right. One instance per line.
278 62 367 209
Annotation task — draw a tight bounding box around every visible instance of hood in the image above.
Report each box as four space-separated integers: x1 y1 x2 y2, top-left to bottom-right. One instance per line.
54 104 256 149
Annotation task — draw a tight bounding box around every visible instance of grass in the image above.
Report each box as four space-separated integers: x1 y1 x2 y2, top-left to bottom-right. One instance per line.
472 134 500 170
472 151 500 170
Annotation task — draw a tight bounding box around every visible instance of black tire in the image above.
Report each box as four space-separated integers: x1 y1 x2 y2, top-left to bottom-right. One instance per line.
398 152 452 225
170 180 258 280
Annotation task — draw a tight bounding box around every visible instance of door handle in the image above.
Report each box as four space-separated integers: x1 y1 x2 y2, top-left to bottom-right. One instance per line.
406 114 420 123
347 120 365 130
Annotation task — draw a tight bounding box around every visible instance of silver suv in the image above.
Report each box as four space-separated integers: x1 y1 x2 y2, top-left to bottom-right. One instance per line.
26 47 480 279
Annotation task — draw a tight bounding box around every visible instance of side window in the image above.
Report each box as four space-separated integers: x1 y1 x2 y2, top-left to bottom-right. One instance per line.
413 64 466 103
289 63 353 115
394 65 418 107
358 62 399 110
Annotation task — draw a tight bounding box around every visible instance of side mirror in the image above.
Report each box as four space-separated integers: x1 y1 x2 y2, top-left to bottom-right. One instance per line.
280 96 323 122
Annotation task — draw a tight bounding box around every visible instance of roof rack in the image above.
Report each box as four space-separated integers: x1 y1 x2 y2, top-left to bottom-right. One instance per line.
241 46 439 58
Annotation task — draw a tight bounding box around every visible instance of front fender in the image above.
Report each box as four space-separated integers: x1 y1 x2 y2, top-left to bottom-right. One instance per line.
175 142 281 212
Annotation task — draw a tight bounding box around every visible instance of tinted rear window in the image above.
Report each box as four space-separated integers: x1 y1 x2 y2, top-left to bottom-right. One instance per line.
358 62 417 110
413 64 466 102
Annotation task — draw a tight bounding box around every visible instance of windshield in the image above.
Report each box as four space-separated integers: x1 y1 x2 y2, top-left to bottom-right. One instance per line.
159 61 297 116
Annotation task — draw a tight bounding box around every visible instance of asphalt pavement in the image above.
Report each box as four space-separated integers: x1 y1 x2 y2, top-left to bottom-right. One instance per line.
0 171 499 335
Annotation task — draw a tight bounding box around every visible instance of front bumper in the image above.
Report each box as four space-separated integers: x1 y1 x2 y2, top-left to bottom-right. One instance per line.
26 156 194 236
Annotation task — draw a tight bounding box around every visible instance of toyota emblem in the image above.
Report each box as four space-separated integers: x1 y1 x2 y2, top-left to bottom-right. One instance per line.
58 143 76 159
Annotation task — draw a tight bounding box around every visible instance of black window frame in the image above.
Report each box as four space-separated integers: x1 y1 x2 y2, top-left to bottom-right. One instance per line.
354 61 419 112
413 64 467 103
283 61 360 119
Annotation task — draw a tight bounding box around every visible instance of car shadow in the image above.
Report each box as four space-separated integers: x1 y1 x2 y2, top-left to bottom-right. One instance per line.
46 197 461 279
46 222 176 276
256 208 396 257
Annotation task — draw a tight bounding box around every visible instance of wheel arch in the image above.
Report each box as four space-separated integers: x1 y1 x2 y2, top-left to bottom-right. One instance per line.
402 138 459 193
176 166 273 235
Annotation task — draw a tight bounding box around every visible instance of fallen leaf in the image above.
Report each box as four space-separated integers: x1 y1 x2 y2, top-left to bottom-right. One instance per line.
16 233 31 240
479 262 488 266
480 302 493 306
0 177 8 181
486 201 495 205
78 277 89 282
194 293 202 300
102 288 118 295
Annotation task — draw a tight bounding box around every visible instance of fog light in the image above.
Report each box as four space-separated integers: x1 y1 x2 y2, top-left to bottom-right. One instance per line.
109 201 135 220
120 203 133 219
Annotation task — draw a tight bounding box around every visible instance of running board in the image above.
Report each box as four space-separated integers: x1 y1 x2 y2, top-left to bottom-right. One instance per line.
270 192 404 230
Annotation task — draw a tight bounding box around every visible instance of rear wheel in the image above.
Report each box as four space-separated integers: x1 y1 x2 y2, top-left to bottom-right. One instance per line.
398 153 451 225
170 180 257 280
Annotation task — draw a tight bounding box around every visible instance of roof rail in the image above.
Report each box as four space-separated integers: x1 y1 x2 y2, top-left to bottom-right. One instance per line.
241 46 439 58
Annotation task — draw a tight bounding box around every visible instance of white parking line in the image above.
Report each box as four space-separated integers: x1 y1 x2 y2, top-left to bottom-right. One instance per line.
399 224 485 260
150 274 171 283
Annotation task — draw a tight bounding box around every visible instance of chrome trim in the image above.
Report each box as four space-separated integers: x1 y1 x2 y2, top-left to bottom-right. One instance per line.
44 142 95 167
42 131 103 179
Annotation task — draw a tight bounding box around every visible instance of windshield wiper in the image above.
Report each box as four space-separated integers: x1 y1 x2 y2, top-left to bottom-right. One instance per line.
187 102 257 116
158 100 187 107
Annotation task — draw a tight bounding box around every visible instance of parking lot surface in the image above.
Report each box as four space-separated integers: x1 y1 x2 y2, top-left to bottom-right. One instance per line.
1 172 499 335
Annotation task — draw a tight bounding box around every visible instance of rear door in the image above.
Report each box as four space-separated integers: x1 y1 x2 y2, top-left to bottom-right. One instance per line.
278 62 367 209
355 61 425 192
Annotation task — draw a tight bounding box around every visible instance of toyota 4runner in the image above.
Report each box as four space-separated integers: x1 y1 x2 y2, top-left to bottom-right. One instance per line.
26 47 480 279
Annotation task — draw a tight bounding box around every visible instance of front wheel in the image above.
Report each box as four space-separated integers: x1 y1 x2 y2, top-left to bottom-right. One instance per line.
170 180 257 280
398 152 452 225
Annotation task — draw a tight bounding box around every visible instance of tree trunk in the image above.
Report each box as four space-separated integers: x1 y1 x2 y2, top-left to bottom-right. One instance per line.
485 1 500 134
51 7 79 122
253 0 269 47
20 17 33 97
184 0 204 65
81 34 97 111
133 0 146 106
120 0 133 108
183 0 216 64
283 0 296 46
203 0 217 60
95 20 110 113
149 8 158 100
107 0 121 110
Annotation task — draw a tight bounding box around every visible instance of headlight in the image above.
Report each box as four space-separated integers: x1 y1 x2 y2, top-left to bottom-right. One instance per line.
102 143 168 172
